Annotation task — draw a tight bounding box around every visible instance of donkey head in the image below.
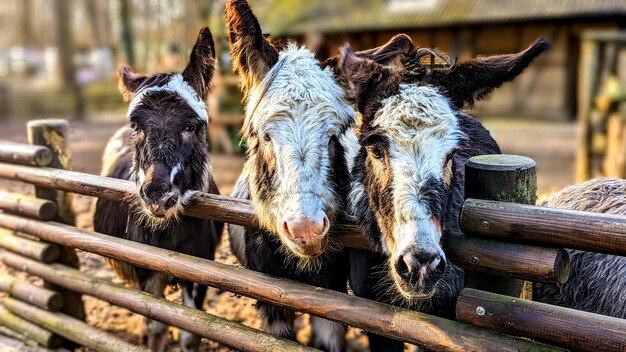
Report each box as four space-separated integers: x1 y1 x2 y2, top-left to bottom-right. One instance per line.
227 0 355 258
340 36 549 299
118 28 216 224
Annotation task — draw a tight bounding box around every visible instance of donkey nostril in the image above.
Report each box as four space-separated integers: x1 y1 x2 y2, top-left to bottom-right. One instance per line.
395 254 411 278
321 216 330 235
435 256 447 273
282 221 292 238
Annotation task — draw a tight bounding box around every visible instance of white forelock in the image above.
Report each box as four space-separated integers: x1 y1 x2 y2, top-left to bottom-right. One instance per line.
244 43 355 135
126 74 208 122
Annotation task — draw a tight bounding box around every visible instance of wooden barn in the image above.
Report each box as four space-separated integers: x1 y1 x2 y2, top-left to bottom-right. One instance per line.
255 0 626 120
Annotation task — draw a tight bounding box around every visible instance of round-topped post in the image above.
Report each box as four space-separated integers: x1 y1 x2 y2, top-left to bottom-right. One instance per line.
463 154 537 299
27 119 85 322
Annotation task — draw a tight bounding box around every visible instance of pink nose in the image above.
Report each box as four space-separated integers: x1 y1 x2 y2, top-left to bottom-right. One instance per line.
281 216 330 256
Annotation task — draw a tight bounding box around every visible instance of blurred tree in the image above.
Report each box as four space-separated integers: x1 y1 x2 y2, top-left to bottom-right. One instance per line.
120 0 135 67
85 0 111 47
20 0 33 46
54 0 85 120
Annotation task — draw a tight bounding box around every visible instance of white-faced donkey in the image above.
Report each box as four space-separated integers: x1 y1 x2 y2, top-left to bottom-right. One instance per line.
332 35 549 351
225 0 358 350
93 28 223 352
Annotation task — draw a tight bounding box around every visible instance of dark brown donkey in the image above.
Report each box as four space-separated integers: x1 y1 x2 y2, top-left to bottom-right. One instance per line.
94 28 223 352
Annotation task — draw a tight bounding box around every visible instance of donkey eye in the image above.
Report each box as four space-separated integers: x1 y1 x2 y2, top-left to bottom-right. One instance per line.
369 146 384 159
263 133 271 142
184 125 196 133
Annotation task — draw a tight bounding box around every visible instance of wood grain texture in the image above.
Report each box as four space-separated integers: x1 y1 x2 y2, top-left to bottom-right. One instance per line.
0 213 564 352
0 304 62 348
0 140 52 166
4 297 147 352
2 252 316 352
0 273 63 311
0 192 58 220
0 162 570 282
456 288 626 352
27 119 84 323
0 229 60 263
444 233 569 284
464 154 537 299
460 198 626 256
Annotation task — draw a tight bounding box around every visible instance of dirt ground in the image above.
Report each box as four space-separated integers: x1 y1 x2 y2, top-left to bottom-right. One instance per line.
0 115 576 351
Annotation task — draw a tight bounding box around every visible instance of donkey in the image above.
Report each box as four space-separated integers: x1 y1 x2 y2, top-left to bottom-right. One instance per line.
93 28 223 352
225 1 357 350
535 178 626 319
333 35 549 351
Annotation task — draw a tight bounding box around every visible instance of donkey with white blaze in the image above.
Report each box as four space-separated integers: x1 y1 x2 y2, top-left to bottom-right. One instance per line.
93 28 223 352
225 1 357 350
535 178 626 319
332 35 549 351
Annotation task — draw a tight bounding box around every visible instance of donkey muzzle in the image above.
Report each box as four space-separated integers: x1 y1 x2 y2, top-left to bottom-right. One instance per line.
140 163 179 217
281 215 330 257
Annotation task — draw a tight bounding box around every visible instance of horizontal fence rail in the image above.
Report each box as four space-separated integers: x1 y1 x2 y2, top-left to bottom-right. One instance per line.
0 212 562 352
0 229 60 263
1 252 317 352
457 288 626 352
0 192 58 221
0 162 569 284
0 141 52 167
461 198 626 256
0 273 64 311
3 297 147 352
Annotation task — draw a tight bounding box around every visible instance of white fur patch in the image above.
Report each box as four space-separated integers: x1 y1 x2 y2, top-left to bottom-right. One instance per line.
127 74 208 121
170 163 182 183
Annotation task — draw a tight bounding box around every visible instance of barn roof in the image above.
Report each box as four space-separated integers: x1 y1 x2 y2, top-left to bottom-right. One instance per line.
258 0 626 36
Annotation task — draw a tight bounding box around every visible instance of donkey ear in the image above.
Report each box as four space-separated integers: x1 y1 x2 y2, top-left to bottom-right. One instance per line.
225 0 279 96
117 66 148 102
357 34 414 66
427 38 551 109
182 27 217 100
324 34 413 72
338 45 394 114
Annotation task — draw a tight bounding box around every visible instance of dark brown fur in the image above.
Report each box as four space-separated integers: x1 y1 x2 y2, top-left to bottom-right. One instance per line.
94 28 222 352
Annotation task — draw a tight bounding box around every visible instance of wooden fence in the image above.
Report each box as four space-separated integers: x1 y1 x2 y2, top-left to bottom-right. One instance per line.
0 119 624 351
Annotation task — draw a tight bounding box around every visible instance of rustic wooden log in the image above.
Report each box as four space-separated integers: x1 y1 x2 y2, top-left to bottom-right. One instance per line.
444 234 569 284
0 304 62 348
3 252 316 352
0 140 52 166
0 229 60 263
4 298 147 352
0 162 573 283
0 273 63 311
0 213 564 352
0 325 41 349
460 198 626 256
0 192 58 220
463 154 538 299
456 288 626 352
27 119 84 322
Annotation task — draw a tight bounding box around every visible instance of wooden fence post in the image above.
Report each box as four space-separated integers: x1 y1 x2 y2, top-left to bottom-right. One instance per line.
27 119 85 321
463 154 536 299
